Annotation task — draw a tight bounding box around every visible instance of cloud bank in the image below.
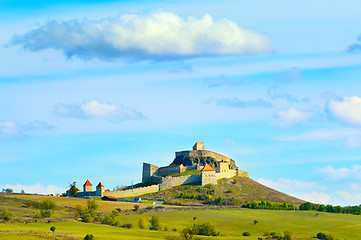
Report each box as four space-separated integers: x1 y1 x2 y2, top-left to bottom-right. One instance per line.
328 96 361 126
1 183 65 195
54 100 145 121
313 165 361 182
11 11 272 60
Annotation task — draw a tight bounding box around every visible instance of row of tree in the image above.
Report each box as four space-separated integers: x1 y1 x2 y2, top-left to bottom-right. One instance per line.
299 202 361 215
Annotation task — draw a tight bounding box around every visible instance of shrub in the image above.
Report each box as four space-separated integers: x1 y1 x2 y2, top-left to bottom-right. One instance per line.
190 222 219 236
111 209 120 217
122 223 133 229
138 218 146 229
317 232 334 240
0 207 15 221
76 200 98 223
253 220 258 224
134 204 140 211
41 200 56 210
84 234 94 240
149 216 161 230
283 231 293 240
242 231 251 236
40 209 52 218
50 226 56 233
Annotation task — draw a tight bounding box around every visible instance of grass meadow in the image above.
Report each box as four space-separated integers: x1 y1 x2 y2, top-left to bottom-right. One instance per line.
2 207 361 239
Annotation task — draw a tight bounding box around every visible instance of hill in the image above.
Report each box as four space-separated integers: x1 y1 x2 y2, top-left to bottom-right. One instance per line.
1 193 361 239
140 176 305 206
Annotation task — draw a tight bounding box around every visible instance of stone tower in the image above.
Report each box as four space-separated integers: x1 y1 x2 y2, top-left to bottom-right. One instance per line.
193 142 205 150
96 182 104 197
83 180 92 192
201 163 217 185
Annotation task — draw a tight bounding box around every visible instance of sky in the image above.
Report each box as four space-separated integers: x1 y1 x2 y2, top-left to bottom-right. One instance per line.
1 0 361 206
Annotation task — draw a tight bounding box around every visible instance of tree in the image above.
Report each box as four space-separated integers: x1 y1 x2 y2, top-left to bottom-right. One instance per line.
76 200 98 223
69 182 79 196
138 218 146 229
299 202 312 210
149 216 161 230
21 190 25 194
87 200 98 213
253 220 258 225
2 188 13 193
50 226 56 233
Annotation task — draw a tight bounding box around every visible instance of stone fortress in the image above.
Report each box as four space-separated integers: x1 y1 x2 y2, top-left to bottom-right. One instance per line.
103 142 249 198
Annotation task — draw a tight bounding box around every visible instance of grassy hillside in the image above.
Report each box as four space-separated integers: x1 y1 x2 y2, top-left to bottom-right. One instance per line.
141 176 304 206
1 205 361 239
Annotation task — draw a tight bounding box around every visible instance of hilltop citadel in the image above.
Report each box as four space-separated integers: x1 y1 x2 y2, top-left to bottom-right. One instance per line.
68 142 249 198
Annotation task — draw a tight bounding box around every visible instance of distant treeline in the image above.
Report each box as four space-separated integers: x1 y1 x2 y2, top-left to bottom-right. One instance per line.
241 200 361 215
299 202 361 215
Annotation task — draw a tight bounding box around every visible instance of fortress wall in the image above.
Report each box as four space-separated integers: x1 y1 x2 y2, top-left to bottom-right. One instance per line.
159 175 201 191
156 164 185 177
105 184 160 198
237 170 249 178
142 163 159 183
175 150 232 163
216 169 237 180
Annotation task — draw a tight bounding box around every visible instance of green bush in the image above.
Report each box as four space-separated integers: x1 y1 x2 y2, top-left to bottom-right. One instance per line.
317 232 334 240
76 200 98 223
0 207 14 221
50 226 56 233
84 234 94 240
138 218 146 229
242 232 251 236
41 200 56 210
122 223 133 229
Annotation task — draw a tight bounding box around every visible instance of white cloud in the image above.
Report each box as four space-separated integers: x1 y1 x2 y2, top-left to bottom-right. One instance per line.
258 178 330 204
11 11 272 60
296 192 331 205
54 100 145 122
0 120 52 139
258 178 325 192
328 96 361 126
313 165 361 182
272 107 313 127
1 183 66 195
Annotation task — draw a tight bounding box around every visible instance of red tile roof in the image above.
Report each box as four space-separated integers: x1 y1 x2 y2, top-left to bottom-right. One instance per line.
97 182 104 187
105 196 117 199
201 163 215 172
84 180 92 186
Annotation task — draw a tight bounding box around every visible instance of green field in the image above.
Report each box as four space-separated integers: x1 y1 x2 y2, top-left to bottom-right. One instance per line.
2 207 361 239
1 194 361 239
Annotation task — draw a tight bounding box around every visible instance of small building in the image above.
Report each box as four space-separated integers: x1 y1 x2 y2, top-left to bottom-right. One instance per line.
201 163 217 185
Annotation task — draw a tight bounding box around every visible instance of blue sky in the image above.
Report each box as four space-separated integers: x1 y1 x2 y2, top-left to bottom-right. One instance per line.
2 0 361 205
